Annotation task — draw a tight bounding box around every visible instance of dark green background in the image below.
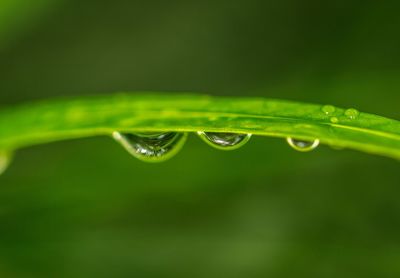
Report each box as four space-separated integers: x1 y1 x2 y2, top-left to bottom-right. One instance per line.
0 1 399 277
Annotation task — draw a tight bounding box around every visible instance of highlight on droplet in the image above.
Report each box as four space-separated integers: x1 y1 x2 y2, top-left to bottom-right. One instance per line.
0 151 12 176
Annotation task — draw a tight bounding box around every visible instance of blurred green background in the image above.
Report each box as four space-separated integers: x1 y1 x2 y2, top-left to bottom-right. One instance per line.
0 1 399 277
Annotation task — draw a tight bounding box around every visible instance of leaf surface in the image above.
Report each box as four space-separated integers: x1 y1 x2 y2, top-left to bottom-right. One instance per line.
0 94 399 159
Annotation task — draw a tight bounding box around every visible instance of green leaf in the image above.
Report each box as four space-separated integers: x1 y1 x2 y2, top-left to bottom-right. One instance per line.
0 93 399 160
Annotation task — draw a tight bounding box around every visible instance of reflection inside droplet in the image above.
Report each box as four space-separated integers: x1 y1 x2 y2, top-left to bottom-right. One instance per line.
197 132 251 150
286 137 320 152
113 132 187 162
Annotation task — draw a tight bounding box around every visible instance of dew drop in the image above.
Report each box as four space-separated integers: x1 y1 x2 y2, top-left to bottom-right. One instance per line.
322 105 336 115
112 132 187 163
0 151 12 176
286 137 320 152
344 108 359 120
197 132 251 151
330 117 339 124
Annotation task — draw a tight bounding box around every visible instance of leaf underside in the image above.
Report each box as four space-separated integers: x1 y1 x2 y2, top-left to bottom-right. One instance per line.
0 93 399 160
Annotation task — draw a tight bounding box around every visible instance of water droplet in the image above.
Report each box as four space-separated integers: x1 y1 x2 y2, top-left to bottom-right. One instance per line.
344 108 359 120
197 132 251 150
0 151 12 176
322 105 336 115
286 137 320 152
330 117 339 124
112 132 187 163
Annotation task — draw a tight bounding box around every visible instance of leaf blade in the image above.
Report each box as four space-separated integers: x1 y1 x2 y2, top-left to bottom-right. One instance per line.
0 93 399 160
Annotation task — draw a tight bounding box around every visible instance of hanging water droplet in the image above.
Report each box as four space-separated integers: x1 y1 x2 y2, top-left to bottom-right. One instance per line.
112 132 187 163
197 132 251 150
344 108 359 120
286 137 320 152
330 117 339 124
322 105 336 115
0 151 12 176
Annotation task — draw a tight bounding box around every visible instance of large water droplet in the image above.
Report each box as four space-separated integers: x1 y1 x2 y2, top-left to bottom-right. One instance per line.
0 151 12 176
197 132 251 150
344 108 359 120
112 132 187 163
286 137 320 152
322 105 336 115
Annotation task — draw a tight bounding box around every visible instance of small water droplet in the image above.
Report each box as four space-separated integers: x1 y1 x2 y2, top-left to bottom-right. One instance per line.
330 117 339 124
112 132 187 163
0 151 12 176
322 105 336 115
197 132 251 150
286 137 320 152
344 108 359 120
